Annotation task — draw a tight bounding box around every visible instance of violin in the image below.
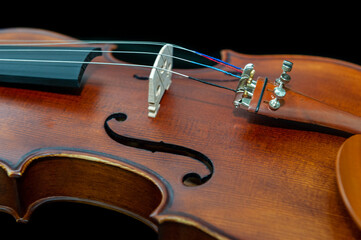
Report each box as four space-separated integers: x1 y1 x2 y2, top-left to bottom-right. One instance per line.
0 27 360 239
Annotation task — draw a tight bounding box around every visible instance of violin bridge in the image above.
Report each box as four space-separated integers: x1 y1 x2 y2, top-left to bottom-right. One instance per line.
148 44 173 118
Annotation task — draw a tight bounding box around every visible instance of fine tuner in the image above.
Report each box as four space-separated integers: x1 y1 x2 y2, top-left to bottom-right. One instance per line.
269 60 293 110
233 60 293 111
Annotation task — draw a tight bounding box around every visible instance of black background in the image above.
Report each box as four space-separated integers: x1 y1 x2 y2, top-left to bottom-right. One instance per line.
1 4 359 65
0 3 359 239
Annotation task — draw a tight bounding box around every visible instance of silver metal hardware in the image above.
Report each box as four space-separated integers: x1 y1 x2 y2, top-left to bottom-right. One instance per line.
269 86 286 110
275 60 293 86
269 60 293 110
282 60 293 73
234 63 256 109
233 60 294 111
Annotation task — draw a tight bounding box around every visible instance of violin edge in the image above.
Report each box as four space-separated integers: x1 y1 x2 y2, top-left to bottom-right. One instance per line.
220 49 361 69
336 134 361 230
0 148 170 227
0 148 232 240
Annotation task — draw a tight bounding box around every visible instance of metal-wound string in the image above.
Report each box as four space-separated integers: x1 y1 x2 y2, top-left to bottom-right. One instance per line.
0 40 242 92
0 39 243 73
0 48 241 79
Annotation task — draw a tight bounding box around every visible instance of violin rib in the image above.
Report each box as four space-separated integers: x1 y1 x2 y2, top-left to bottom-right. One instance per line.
0 149 167 229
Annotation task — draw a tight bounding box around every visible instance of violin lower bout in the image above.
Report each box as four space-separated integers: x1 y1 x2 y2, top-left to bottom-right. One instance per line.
0 153 221 240
0 155 162 229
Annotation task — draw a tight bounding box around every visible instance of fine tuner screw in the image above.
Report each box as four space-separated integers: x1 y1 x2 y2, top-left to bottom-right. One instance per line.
269 60 293 110
282 60 293 73
269 86 286 110
276 60 293 86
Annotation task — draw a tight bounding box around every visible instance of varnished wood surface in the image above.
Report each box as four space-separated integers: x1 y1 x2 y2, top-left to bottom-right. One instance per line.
337 135 361 230
0 28 360 239
249 78 361 134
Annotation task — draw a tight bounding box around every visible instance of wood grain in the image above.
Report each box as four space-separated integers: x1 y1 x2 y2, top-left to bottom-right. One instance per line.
337 135 361 230
248 78 361 134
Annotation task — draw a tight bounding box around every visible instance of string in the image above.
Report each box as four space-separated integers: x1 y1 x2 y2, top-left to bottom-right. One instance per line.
0 58 236 92
0 48 242 79
0 40 242 92
194 51 243 73
0 40 243 73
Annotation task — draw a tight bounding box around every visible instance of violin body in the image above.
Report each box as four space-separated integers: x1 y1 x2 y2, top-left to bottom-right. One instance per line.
0 28 361 239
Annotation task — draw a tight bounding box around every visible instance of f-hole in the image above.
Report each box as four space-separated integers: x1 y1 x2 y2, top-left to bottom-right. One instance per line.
104 113 214 186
